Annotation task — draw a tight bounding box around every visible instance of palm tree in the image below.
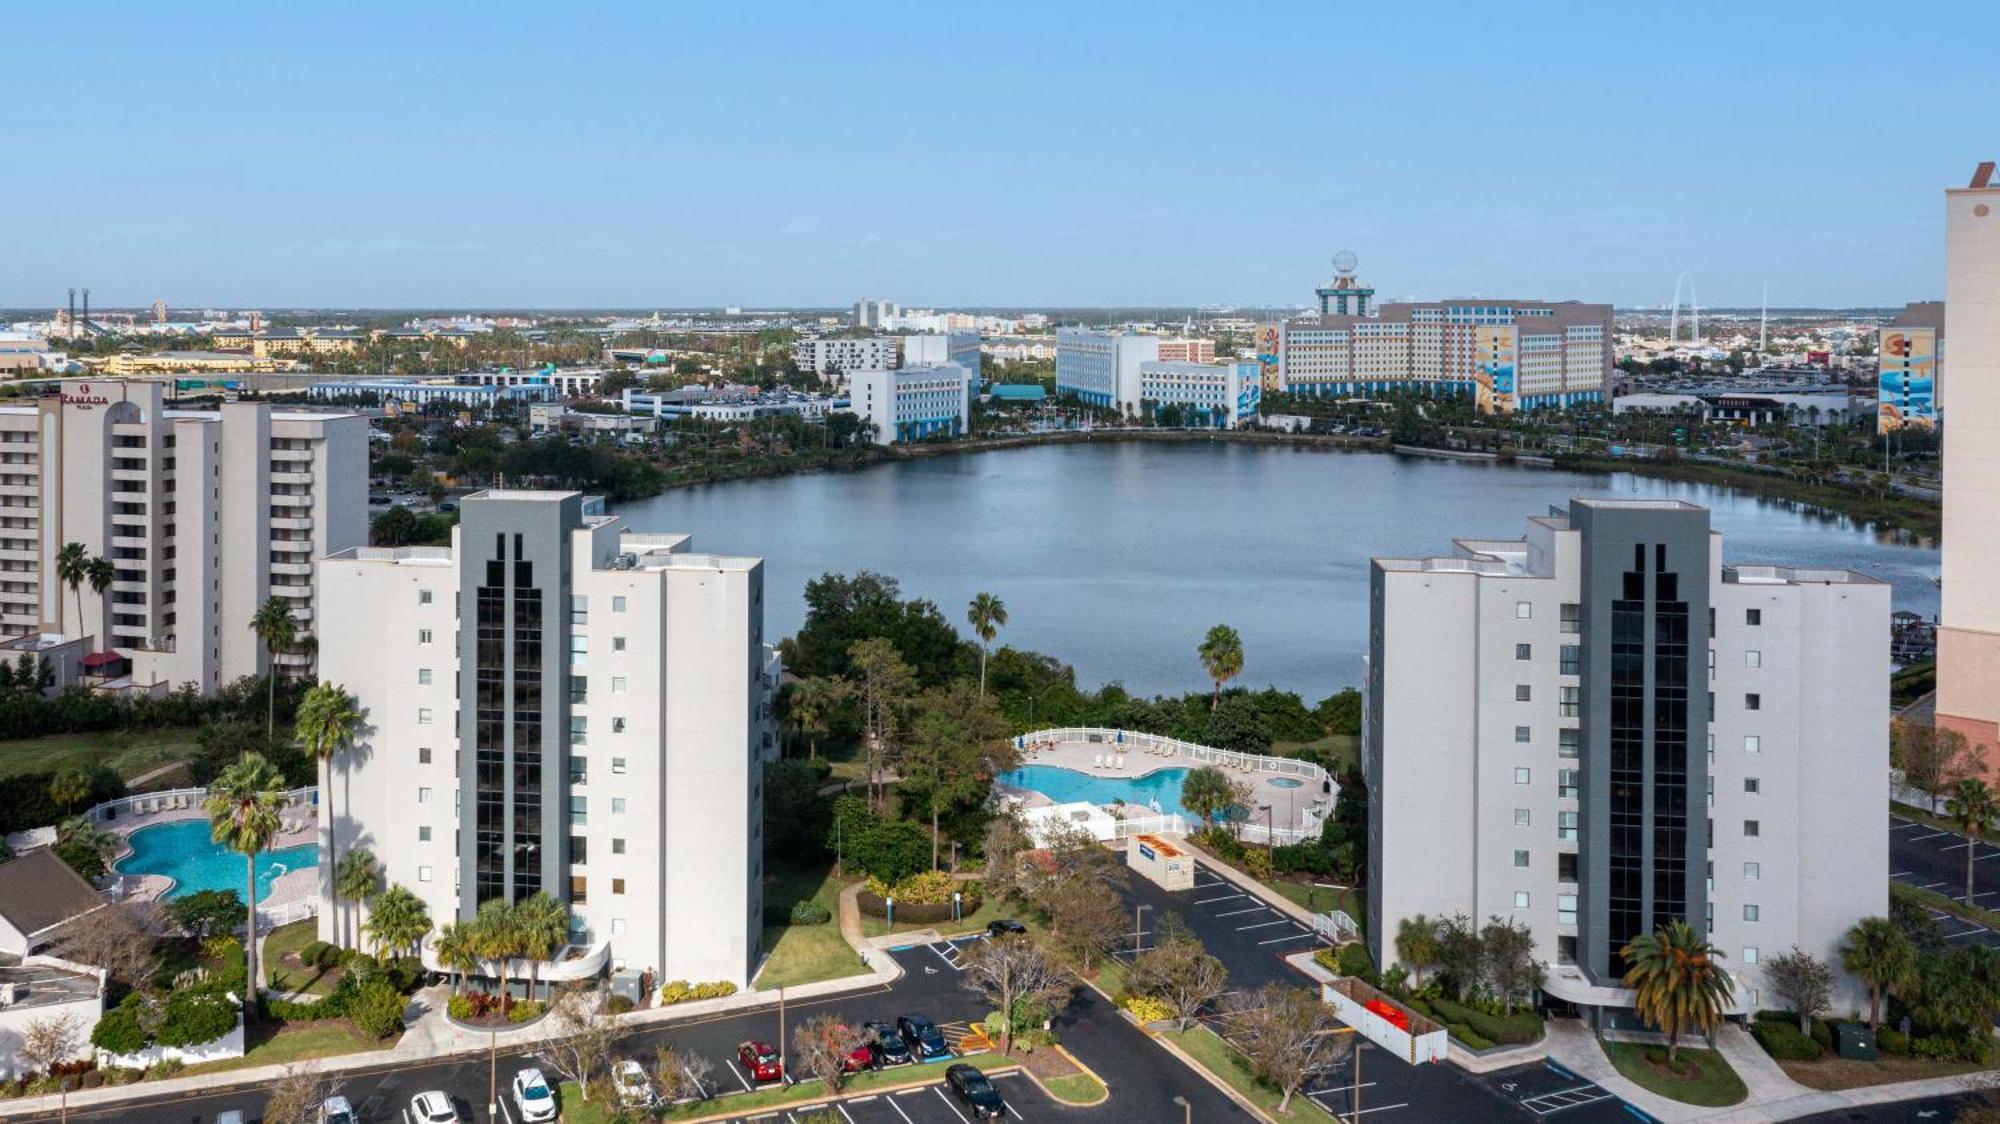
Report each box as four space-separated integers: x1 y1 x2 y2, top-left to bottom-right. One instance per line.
85 556 114 643
515 892 570 1000
1947 778 1999 902
1842 917 1917 1032
54 816 118 879
1621 919 1734 1066
784 676 848 762
249 596 297 736
363 885 432 960
54 542 89 643
1395 914 1443 987
296 682 364 942
204 752 286 1009
434 922 479 995
1197 624 1244 711
47 769 93 813
966 593 1008 697
472 898 523 1005
335 848 383 949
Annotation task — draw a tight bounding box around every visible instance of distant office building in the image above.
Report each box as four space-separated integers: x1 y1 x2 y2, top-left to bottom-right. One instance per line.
0 379 367 687
319 490 778 986
98 351 293 375
851 299 899 329
623 388 837 423
1367 499 1887 1024
1137 360 1260 429
1155 338 1216 364
902 332 982 383
1878 301 1944 432
848 363 971 444
305 380 554 409
794 337 899 379
0 335 53 376
466 368 610 398
1938 162 2000 764
1054 329 1159 413
150 300 168 324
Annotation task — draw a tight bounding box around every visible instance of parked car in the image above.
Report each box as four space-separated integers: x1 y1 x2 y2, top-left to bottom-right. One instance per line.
512 1067 558 1123
866 1020 912 1066
215 1113 246 1124
613 1058 656 1108
317 1096 356 1124
836 1025 878 1073
945 1064 1006 1119
409 1091 460 1124
897 1014 950 1061
986 919 1027 938
737 1040 784 1083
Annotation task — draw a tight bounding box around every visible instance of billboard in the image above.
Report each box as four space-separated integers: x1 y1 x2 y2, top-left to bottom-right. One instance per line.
1878 327 1937 432
1474 325 1518 414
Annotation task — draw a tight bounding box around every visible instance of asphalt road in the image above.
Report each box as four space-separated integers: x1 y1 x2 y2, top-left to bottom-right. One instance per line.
1888 812 2000 947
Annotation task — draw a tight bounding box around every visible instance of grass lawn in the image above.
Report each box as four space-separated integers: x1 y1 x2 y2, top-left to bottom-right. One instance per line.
178 1021 380 1076
1039 1072 1107 1105
1264 880 1363 927
1603 1042 1747 1107
1161 1026 1332 1120
859 890 1011 939
264 920 342 997
754 860 868 991
0 730 202 785
1892 801 2000 847
1271 733 1359 772
1890 881 2000 931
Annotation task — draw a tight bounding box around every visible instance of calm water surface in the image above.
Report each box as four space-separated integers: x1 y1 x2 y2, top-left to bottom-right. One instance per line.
616 443 1938 697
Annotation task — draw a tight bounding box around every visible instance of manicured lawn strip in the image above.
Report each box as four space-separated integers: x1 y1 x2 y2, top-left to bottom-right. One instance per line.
1160 1026 1333 1120
1778 1054 1986 1091
1271 733 1359 772
0 730 202 783
264 920 340 997
178 1022 380 1075
859 893 1009 939
1890 881 2000 932
1040 1072 1107 1105
1264 880 1364 929
1892 801 2000 847
754 861 868 991
1602 1042 1747 1107
559 1061 1001 1123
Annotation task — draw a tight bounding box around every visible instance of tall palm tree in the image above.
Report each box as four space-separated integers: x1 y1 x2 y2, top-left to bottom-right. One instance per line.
434 922 479 995
54 816 118 879
966 593 1008 697
363 884 432 960
334 848 383 950
1197 624 1244 711
47 769 93 813
1946 778 1999 902
249 596 297 736
1842 916 1918 1032
54 542 89 644
204 752 286 1009
85 555 114 644
296 682 364 942
1394 914 1443 987
515 892 570 1000
1621 919 1734 1065
472 898 523 1005
784 676 848 761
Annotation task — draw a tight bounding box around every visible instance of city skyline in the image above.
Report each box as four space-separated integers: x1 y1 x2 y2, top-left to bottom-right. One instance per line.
6 1 1997 309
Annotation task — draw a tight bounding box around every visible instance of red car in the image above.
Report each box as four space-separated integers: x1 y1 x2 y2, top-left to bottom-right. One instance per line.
737 1040 783 1084
837 1026 879 1073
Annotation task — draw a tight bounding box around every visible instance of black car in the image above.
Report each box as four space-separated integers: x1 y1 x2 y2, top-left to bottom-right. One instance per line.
896 1014 950 1061
865 1021 912 1066
945 1064 1005 1119
986 919 1027 938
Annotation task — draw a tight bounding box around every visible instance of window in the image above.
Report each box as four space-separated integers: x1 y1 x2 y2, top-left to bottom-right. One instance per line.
571 876 587 905
569 715 587 746
1559 645 1580 675
1559 603 1580 634
1558 811 1578 840
1745 650 1762 669
1514 767 1531 785
611 717 626 734
1559 686 1579 717
1516 684 1532 702
1514 808 1531 827
417 707 433 725
1516 601 1533 619
418 826 432 842
612 878 626 895
1745 693 1761 711
571 836 587 865
1743 904 1760 922
569 757 589 785
569 796 587 826
611 676 627 694
1515 643 1532 661
1558 894 1578 925
1558 769 1578 799
1557 935 1577 965
612 596 627 612
1514 725 1531 744
1744 735 1761 754
1743 861 1760 880
1746 608 1762 626
419 628 433 645
418 865 433 882
419 589 433 605
611 757 627 775
611 797 627 814
1744 819 1760 837
1513 849 1530 868
571 595 588 625
418 747 432 764
1744 777 1760 795
612 637 627 652
417 786 432 804
611 838 626 855
418 667 432 685
1743 946 1760 964
1558 852 1578 881
1559 728 1579 759
1513 891 1531 909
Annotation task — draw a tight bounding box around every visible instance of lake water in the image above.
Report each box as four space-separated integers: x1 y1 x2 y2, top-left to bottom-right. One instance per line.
615 442 1939 698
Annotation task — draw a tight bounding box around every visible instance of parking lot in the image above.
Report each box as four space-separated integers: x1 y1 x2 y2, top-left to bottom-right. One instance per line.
1120 856 1329 990
1888 812 2000 946
1480 1060 1644 1122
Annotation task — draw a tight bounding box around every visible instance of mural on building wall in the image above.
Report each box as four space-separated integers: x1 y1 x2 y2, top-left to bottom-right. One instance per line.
1878 327 1936 432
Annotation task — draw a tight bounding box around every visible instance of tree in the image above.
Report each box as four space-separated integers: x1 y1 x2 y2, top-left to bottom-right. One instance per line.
1126 933 1228 1031
1197 624 1244 711
1394 915 1443 986
1226 985 1352 1113
1179 766 1236 826
55 541 89 643
537 987 623 1103
1842 916 1918 1031
250 596 297 735
1042 879 1127 971
1480 916 1544 1015
980 812 1032 904
516 892 571 999
1433 914 1485 1001
967 593 1008 697
204 752 286 1009
434 921 479 994
1947 778 2000 902
50 901 164 990
335 848 383 949
792 1014 868 1092
167 889 246 939
86 556 115 633
54 815 117 881
1891 720 1984 813
262 1066 332 1124
960 935 1073 1052
654 1043 715 1105
296 681 364 943
364 884 431 959
18 1011 85 1077
1621 919 1734 1065
472 898 524 1003
783 676 849 761
902 680 1015 870
848 638 914 812
352 977 409 1039
1764 946 1833 1034
47 769 93 813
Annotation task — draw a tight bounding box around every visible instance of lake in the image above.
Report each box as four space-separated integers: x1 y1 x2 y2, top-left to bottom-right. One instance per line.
615 442 1939 698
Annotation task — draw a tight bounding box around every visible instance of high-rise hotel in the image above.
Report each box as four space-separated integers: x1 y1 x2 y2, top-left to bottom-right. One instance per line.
1366 499 1886 1023
0 378 367 688
317 491 780 986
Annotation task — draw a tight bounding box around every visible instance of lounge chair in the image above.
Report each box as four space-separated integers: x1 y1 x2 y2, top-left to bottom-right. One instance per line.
1115 754 1127 770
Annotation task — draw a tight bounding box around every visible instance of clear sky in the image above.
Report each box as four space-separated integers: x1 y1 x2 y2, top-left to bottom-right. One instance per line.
6 1 1997 310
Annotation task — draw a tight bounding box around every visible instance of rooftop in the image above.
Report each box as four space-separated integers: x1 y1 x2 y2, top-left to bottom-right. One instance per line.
0 849 107 940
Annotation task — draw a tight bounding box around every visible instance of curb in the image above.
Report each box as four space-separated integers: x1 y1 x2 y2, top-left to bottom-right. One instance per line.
1022 1043 1111 1107
663 1061 1023 1124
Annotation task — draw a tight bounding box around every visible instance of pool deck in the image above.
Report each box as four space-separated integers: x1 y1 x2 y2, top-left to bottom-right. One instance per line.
107 796 320 911
1010 732 1330 835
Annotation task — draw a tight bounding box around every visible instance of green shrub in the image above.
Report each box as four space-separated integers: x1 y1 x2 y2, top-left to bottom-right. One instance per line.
1808 1018 1834 1050
384 957 424 993
1447 1023 1494 1050
1121 996 1174 1023
658 980 738 1006
351 979 408 1039
312 942 346 970
507 999 546 1024
447 995 474 1022
1752 1019 1823 1061
90 995 149 1055
145 1059 184 1081
1877 1028 1910 1056
298 940 332 968
1427 997 1542 1046
157 988 236 1047
1336 942 1373 978
789 899 832 926
606 995 634 1015
79 1071 103 1089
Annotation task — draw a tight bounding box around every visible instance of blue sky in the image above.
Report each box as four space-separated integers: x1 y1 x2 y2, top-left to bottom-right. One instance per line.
6 1 1997 310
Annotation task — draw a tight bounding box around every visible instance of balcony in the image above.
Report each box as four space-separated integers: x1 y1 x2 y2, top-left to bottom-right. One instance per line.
271 471 314 487
271 560 313 578
270 446 314 462
270 515 314 531
269 493 312 508
269 537 313 553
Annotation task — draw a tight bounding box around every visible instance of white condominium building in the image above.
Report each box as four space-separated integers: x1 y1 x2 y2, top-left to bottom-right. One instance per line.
1054 328 1159 413
1136 360 1262 429
317 490 779 987
794 337 899 379
902 331 983 383
847 363 971 445
1366 498 1886 1025
0 378 367 688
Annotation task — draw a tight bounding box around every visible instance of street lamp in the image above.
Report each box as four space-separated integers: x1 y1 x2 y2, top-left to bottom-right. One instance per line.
1134 904 1151 956
1172 1094 1190 1124
1258 803 1275 854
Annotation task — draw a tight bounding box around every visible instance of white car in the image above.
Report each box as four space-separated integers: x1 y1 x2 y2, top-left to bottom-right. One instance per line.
513 1067 559 1123
613 1059 656 1108
318 1097 356 1124
410 1090 460 1124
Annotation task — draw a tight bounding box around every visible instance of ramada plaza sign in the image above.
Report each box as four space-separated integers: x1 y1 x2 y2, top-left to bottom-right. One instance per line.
62 382 111 408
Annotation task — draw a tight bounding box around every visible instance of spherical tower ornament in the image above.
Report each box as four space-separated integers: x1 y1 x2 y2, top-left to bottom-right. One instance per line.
1332 249 1359 276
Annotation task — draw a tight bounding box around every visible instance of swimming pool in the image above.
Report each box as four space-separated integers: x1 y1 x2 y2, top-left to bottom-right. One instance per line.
995 764 1196 819
114 819 319 902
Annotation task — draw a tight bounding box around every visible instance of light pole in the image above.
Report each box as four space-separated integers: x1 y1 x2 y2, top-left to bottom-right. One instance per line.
778 984 789 1086
1134 904 1150 957
488 1026 499 1123
1258 803 1274 854
1172 1093 1190 1124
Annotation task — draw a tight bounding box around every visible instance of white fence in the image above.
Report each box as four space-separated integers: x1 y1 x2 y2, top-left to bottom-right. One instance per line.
257 896 319 932
1313 909 1360 945
85 785 319 826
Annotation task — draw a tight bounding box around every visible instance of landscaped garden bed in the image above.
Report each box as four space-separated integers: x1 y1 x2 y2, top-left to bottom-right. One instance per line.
1603 1042 1747 1107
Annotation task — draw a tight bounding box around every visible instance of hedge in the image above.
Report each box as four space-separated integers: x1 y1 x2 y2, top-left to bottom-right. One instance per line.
658 980 737 1006
1752 1019 1822 1061
789 900 832 925
1426 997 1542 1046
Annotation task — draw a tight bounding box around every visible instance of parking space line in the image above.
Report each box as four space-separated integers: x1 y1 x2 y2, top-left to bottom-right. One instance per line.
497 1099 513 1124
1259 930 1321 945
1214 905 1271 918
928 943 963 972
1236 919 1295 931
1341 1102 1410 1115
1196 893 1246 905
1910 830 1950 841
932 1086 973 1123
837 1105 859 1124
1890 869 1914 876
1308 1080 1378 1096
727 1058 754 1092
885 1094 916 1123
